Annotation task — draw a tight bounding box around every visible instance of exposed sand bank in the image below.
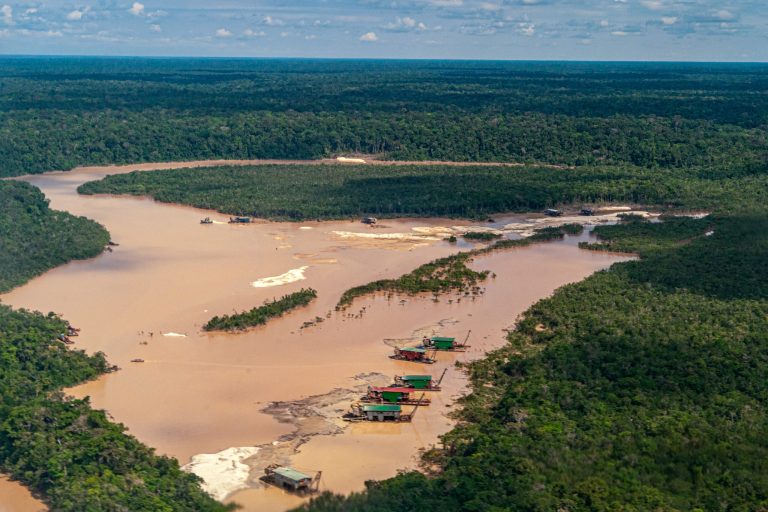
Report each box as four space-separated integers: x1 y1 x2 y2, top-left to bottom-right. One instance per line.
1 162 634 511
252 266 310 288
183 447 261 501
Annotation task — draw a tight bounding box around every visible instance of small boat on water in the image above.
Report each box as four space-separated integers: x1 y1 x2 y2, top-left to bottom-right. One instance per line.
228 216 251 224
130 358 145 363
200 217 213 224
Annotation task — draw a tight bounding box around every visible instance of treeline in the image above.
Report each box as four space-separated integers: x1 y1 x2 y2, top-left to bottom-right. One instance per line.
2 58 767 126
0 306 229 511
0 181 110 292
78 162 768 221
1 110 765 177
2 58 768 176
204 288 317 331
298 211 768 511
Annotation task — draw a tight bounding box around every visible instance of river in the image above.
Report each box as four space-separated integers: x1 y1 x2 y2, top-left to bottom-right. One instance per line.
1 162 632 511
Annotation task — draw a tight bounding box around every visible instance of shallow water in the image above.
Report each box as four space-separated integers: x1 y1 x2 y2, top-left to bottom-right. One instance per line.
3 163 632 511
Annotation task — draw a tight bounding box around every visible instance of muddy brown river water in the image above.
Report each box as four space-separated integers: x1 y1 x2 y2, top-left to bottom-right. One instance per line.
2 162 633 511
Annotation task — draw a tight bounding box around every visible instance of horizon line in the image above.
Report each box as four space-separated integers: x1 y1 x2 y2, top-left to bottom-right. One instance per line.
1 53 767 65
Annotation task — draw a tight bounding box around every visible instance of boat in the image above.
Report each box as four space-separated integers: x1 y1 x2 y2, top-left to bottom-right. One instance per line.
544 208 563 217
130 358 145 363
343 394 426 422
422 331 471 352
394 368 447 391
200 217 213 224
390 346 437 364
360 386 432 405
260 465 322 495
228 216 251 224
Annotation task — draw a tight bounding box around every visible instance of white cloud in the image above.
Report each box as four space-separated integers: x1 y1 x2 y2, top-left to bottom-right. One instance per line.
216 28 232 38
359 31 378 42
384 16 427 32
714 9 735 20
517 22 535 36
599 19 609 27
243 28 265 37
661 16 677 25
611 30 628 36
480 2 501 11
263 15 283 26
150 24 161 32
1 5 12 26
428 0 463 5
66 10 85 21
305 34 317 40
129 2 145 16
640 0 663 9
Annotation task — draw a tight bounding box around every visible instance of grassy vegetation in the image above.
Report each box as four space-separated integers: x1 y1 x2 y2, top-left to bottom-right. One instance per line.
299 212 768 512
0 181 110 292
462 232 501 241
204 288 318 331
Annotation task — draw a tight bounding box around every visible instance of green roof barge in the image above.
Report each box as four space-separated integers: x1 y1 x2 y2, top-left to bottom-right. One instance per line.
394 368 448 391
422 330 472 352
261 464 322 495
344 393 427 422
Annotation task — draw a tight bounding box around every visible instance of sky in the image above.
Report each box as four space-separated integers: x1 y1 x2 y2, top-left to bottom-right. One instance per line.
0 0 765 61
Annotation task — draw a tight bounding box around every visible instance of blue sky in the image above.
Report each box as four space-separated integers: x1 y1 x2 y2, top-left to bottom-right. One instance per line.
0 0 765 61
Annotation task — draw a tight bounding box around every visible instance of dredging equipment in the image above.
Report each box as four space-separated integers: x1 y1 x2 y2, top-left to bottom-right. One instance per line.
261 465 322 495
360 387 432 406
394 368 448 391
422 331 471 352
343 394 426 422
390 346 437 364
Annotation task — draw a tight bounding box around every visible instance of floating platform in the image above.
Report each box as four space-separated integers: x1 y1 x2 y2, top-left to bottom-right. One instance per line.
390 346 437 364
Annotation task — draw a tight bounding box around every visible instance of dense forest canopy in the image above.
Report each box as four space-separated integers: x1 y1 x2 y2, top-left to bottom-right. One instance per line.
77 161 768 220
0 181 110 292
3 57 768 511
1 58 767 176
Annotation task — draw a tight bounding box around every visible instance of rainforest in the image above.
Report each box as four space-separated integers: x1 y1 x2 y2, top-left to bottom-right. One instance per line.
1 57 767 512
